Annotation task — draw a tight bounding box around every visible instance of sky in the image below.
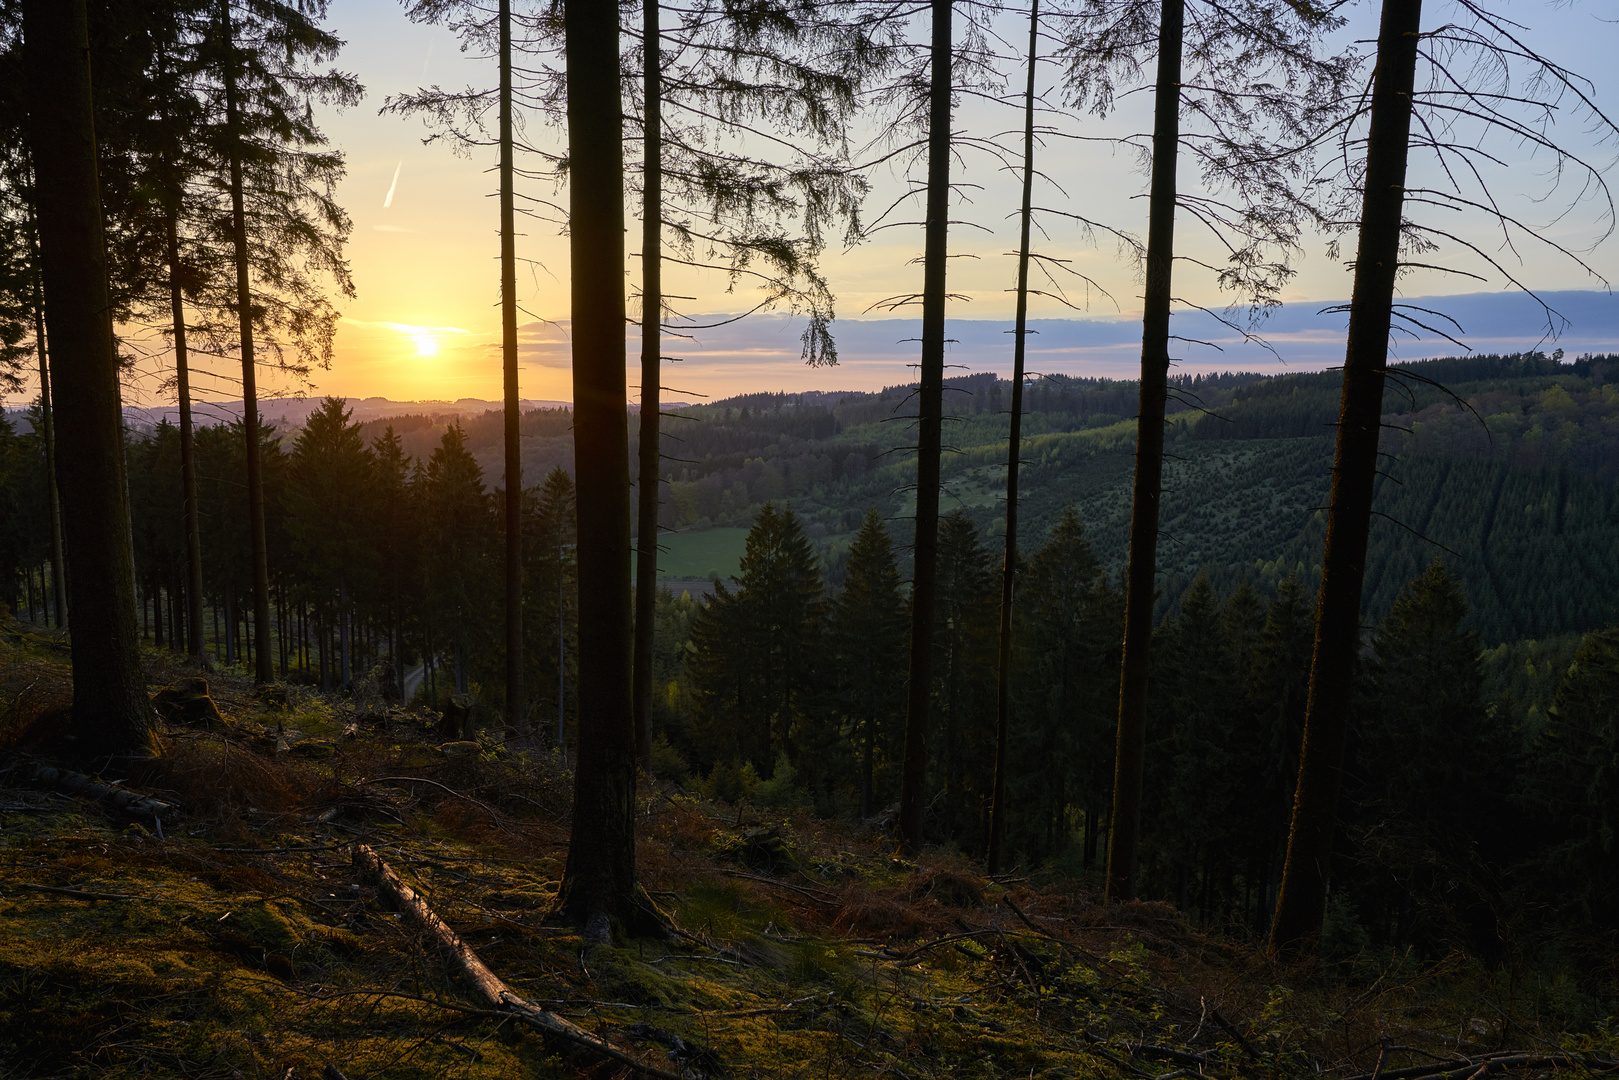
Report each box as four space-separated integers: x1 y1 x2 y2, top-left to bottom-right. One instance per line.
108 0 1619 409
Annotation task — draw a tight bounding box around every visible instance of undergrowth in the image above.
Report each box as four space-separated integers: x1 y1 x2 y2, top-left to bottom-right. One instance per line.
1 620 1615 1079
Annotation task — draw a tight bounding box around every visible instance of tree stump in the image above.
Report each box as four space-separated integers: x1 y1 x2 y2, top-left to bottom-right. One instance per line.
438 693 475 741
150 677 228 729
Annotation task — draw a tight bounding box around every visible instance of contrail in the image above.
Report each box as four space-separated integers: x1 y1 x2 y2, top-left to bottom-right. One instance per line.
383 160 402 208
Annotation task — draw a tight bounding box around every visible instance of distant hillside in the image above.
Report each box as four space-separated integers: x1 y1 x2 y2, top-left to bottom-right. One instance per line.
631 353 1619 644
93 352 1619 645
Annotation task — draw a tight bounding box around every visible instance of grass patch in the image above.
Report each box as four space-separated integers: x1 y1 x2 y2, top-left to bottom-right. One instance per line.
637 527 750 581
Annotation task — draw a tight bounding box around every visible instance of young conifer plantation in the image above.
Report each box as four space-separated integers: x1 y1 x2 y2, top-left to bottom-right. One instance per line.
2 0 1619 1076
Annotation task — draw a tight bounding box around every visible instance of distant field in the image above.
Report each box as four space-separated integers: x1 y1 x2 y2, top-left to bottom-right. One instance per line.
634 527 749 582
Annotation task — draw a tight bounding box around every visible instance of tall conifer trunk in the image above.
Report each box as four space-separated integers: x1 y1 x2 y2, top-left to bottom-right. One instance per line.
27 212 66 627
632 0 662 769
219 0 273 685
23 0 155 758
1104 0 1183 903
1269 0 1424 956
987 0 1040 876
555 0 646 936
500 0 524 732
167 211 206 663
897 0 954 855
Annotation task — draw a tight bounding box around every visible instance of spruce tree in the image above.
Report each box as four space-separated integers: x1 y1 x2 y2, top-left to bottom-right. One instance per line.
553 0 647 939
286 398 376 689
22 0 155 758
834 509 907 820
1014 508 1117 868
209 0 358 683
897 0 955 856
422 425 493 697
1522 627 1619 928
525 466 577 749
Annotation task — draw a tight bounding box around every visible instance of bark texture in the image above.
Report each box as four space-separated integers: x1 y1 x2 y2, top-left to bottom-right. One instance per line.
23 0 156 758
220 0 274 685
167 213 206 662
632 0 662 768
554 0 646 937
500 0 524 731
1269 0 1424 956
27 216 66 626
1105 0 1183 903
897 0 954 855
987 0 1040 877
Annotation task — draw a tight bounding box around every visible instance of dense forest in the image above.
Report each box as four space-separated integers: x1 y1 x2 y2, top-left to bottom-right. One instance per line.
6 2 1619 1074
7 347 1619 960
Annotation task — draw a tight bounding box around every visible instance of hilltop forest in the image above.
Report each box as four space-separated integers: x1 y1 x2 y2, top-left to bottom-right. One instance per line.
6 0 1619 1076
6 349 1619 954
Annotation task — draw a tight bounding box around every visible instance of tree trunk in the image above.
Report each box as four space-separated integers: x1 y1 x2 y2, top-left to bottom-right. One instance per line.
554 0 646 938
219 0 274 686
631 0 662 769
987 0 1040 876
1105 0 1183 903
27 212 67 628
557 556 566 750
1269 0 1424 957
23 0 156 759
897 0 954 855
498 0 524 734
166 211 207 663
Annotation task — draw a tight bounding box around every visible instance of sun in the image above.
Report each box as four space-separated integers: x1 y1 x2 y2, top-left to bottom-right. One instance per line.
412 333 439 357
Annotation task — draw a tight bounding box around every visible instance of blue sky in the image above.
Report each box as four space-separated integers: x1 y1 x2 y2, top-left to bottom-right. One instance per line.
101 0 1619 408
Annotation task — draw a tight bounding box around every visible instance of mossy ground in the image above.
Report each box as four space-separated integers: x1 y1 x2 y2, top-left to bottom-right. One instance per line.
1 621 1614 1079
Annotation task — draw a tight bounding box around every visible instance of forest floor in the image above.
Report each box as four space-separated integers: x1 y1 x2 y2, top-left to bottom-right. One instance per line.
0 619 1613 1080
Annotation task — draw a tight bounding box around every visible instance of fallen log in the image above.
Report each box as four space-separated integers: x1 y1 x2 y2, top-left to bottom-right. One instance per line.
350 844 686 1080
29 764 178 826
1343 1050 1619 1080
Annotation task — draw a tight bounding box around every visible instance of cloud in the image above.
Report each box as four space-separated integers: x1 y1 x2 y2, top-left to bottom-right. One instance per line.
383 159 402 208
477 320 575 368
344 318 473 336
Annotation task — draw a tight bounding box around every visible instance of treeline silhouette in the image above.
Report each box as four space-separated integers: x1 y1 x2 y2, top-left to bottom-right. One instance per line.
6 350 1619 662
3 399 582 729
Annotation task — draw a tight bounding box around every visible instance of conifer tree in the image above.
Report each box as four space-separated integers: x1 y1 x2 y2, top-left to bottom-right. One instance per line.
496 0 523 733
834 509 907 819
1066 0 1353 900
625 0 876 762
897 0 955 856
1271 0 1616 952
421 425 492 697
686 503 826 777
553 0 646 938
988 0 1042 877
22 0 154 758
933 510 995 846
210 0 358 683
371 426 417 695
525 465 577 747
1521 627 1619 927
287 398 376 689
1013 508 1117 866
